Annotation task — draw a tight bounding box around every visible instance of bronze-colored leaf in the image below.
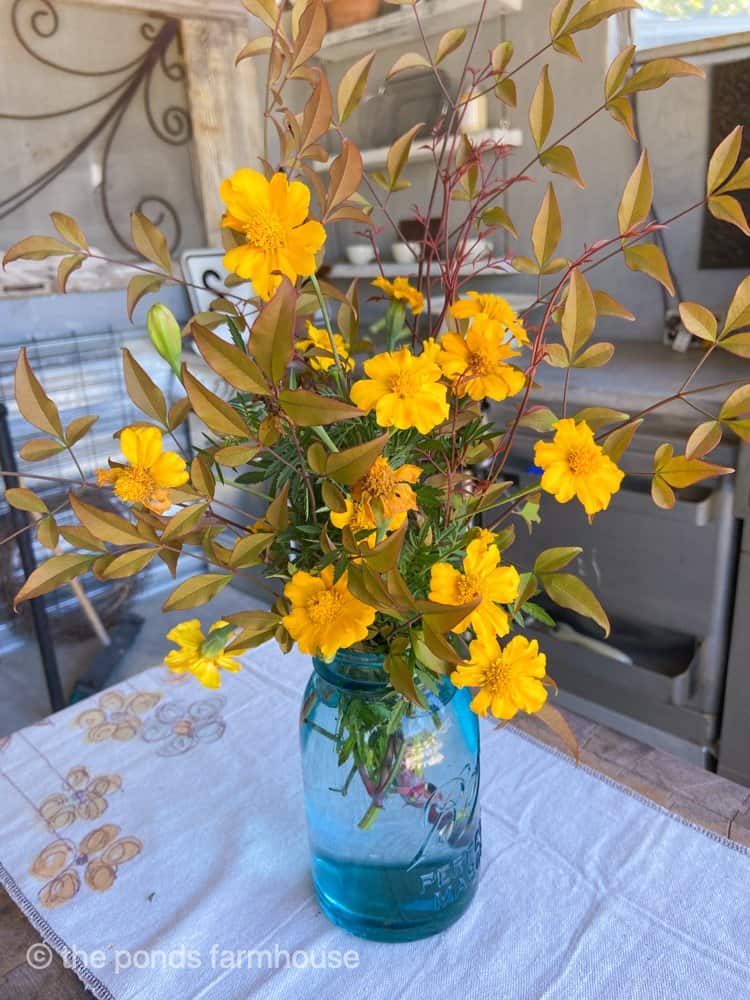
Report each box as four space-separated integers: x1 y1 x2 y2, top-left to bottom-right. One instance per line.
618 150 653 235
605 45 635 101
215 444 260 467
686 421 722 460
122 348 167 424
326 140 363 215
279 388 363 426
57 254 86 293
161 502 210 542
190 454 216 498
290 0 326 73
235 35 274 64
14 554 94 608
561 268 596 358
592 290 634 321
386 52 431 80
99 548 157 580
535 703 579 763
708 194 750 237
620 56 704 96
301 68 333 146
130 211 171 273
266 481 290 531
325 433 389 485
707 126 743 196
50 212 88 251
127 274 165 321
248 277 297 383
529 64 554 152
387 122 425 189
540 145 584 188
532 183 562 268
229 532 275 569
183 367 249 437
679 302 717 342
540 572 610 636
624 243 675 295
5 487 48 514
69 492 143 546
15 347 63 438
435 27 466 64
36 515 59 551
162 573 231 612
65 415 98 447
3 236 72 265
192 323 268 395
337 51 376 123
602 418 642 463
19 437 66 462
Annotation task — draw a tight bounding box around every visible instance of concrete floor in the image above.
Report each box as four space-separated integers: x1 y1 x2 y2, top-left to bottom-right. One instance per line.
0 582 265 738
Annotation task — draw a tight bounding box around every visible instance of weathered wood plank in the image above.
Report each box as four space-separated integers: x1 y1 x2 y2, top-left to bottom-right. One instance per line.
0 889 86 998
181 17 264 246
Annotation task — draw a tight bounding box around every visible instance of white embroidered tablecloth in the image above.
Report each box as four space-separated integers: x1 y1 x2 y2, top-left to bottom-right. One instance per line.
1 641 749 1000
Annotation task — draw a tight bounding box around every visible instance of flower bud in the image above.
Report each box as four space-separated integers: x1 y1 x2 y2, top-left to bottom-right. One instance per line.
147 304 182 377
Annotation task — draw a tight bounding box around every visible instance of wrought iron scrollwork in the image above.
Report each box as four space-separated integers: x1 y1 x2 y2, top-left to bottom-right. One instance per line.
0 0 193 255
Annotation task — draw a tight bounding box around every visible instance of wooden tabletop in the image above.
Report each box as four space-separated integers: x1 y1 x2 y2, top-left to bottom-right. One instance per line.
3 705 750 998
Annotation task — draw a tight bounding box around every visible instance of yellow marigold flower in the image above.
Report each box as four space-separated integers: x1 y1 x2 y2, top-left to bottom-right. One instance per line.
469 528 498 552
372 276 425 315
451 292 529 346
296 321 354 373
350 347 449 434
420 337 444 364
429 539 520 637
164 620 246 689
97 426 188 515
330 500 406 547
534 418 624 517
451 633 548 720
352 456 421 522
439 315 526 402
220 169 326 302
282 565 376 659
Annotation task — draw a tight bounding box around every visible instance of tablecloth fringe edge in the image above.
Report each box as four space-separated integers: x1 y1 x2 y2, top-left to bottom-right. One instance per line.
0 860 116 1000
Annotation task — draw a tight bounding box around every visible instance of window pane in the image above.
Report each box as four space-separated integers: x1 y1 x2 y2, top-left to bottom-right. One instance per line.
636 1 750 48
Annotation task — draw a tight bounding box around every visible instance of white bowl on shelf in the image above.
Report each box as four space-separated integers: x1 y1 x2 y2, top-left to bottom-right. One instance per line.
345 244 375 266
391 241 420 265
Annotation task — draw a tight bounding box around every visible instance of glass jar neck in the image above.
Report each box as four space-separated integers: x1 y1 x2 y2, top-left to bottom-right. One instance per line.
312 648 389 693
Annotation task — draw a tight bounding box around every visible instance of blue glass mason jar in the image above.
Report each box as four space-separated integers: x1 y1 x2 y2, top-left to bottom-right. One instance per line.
299 648 481 942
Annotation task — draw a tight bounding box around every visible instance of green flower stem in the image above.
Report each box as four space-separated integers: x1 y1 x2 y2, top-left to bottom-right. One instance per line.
310 272 346 397
358 802 382 830
357 735 406 830
311 425 340 453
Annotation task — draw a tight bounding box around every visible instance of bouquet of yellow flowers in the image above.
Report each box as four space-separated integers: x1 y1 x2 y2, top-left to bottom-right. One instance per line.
3 0 750 938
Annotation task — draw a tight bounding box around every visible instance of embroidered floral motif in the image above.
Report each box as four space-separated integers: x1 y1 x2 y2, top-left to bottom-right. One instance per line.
140 695 226 756
74 690 162 743
30 824 142 909
38 767 122 831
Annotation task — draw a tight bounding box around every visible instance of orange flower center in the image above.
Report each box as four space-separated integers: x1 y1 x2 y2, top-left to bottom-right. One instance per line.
567 445 599 477
113 466 156 505
388 369 420 397
361 458 398 499
306 588 342 626
243 208 287 253
483 655 511 694
456 575 480 604
467 350 492 377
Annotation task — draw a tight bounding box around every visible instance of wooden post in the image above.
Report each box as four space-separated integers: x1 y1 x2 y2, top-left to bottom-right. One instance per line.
181 18 264 245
